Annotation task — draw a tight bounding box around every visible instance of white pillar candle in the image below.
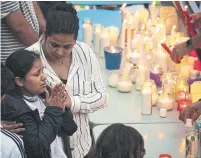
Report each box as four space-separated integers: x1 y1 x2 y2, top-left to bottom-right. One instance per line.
108 26 119 46
155 45 168 72
141 88 152 115
100 29 110 58
133 11 140 33
121 20 127 49
93 24 102 54
136 66 147 91
127 21 132 54
83 18 93 47
149 1 157 26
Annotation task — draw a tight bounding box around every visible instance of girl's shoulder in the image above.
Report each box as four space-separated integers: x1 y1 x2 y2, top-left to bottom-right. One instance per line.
1 94 32 120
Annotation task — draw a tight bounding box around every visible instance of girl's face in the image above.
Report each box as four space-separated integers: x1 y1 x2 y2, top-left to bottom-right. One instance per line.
17 59 47 96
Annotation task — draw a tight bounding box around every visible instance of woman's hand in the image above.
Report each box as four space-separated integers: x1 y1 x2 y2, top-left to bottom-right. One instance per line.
190 12 201 29
170 41 192 64
45 83 67 110
181 101 201 123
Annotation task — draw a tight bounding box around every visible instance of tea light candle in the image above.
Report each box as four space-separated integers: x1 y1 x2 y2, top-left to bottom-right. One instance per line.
160 108 167 118
141 87 152 115
104 46 123 70
150 65 163 87
82 18 93 47
93 24 102 54
100 29 110 57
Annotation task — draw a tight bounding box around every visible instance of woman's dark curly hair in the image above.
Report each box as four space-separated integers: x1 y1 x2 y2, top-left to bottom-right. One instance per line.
85 123 145 158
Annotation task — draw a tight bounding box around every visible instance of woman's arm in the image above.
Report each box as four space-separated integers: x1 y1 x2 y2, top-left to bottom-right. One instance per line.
32 1 46 35
70 45 108 114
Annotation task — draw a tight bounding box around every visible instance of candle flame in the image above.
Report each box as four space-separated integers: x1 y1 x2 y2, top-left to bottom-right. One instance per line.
185 5 188 11
111 46 116 53
121 3 127 9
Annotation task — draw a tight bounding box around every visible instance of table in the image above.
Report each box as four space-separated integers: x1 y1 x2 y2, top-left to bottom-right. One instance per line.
70 1 150 5
92 123 186 158
89 58 183 126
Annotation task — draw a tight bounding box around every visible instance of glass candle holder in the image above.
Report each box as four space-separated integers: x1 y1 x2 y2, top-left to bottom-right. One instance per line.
157 92 175 111
143 79 158 106
161 73 175 95
176 78 189 101
150 64 164 87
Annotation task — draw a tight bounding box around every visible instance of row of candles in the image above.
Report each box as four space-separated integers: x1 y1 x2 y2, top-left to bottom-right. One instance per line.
82 2 201 119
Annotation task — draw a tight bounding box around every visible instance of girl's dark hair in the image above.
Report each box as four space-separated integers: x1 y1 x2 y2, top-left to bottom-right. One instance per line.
5 49 40 79
46 3 79 39
85 123 145 158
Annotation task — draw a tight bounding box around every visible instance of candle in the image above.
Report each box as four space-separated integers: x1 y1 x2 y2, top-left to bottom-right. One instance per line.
157 93 174 110
107 71 120 88
150 65 163 87
131 35 140 52
100 29 110 58
121 20 127 49
159 154 172 158
155 45 168 72
127 19 132 54
176 79 189 101
129 65 137 83
149 1 157 26
108 26 119 46
141 85 152 115
104 46 123 70
160 108 167 118
120 3 127 21
93 24 102 54
127 50 140 65
135 61 148 91
183 5 196 37
117 64 133 93
134 11 140 33
143 80 159 106
82 18 93 47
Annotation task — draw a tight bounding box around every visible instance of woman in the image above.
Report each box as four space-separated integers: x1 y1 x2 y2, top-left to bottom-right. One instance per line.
27 3 108 157
85 123 145 158
1 49 77 158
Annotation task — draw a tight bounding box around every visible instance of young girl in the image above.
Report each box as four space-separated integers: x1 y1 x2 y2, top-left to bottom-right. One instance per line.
85 123 146 158
1 49 77 158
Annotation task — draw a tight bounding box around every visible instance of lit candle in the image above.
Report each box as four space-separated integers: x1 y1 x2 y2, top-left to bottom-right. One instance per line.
82 18 93 47
149 1 157 25
127 19 132 54
120 3 127 21
100 29 110 57
155 45 168 72
117 64 133 93
176 79 189 101
104 46 123 70
135 60 148 91
141 85 152 115
93 24 102 54
127 50 140 65
157 93 174 111
150 65 163 87
108 26 119 46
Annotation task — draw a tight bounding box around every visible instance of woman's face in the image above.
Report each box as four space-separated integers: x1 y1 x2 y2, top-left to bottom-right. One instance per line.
19 59 47 96
43 34 76 61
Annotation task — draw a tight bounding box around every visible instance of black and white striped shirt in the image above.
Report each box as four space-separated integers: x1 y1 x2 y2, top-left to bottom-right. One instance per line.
27 39 108 158
1 1 39 63
0 125 26 158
